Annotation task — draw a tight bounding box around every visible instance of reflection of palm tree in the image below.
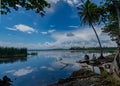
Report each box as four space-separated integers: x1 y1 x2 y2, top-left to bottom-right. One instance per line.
60 64 69 70
56 57 62 62
60 62 73 70
77 0 103 58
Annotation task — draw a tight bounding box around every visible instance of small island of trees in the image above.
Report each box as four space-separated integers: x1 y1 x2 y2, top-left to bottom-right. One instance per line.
0 47 27 58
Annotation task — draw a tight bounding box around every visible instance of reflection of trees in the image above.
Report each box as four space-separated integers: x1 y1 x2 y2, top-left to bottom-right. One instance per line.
0 57 27 64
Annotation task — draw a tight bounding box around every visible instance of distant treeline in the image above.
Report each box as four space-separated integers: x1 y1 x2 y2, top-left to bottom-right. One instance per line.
0 47 27 58
69 47 117 51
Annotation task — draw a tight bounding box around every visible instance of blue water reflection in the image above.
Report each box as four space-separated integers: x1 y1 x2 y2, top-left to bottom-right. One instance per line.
0 51 111 86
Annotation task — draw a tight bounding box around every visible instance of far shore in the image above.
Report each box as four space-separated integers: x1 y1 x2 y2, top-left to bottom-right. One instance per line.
0 54 27 58
28 48 117 53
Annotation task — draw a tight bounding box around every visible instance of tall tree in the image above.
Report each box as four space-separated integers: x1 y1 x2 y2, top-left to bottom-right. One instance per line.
77 0 104 58
0 0 50 16
100 0 120 76
111 0 120 59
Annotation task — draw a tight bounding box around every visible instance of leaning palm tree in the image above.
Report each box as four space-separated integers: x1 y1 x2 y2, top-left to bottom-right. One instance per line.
77 0 104 58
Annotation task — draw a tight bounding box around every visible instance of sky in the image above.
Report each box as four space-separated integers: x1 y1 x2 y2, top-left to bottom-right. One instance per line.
0 0 116 49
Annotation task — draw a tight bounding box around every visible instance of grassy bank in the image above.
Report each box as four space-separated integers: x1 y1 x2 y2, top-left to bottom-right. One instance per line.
0 47 27 58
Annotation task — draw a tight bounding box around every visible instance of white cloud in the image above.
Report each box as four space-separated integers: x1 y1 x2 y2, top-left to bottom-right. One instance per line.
41 32 48 35
48 29 56 33
46 0 60 4
64 0 80 6
40 66 54 71
5 70 16 73
48 67 54 71
65 0 73 5
7 24 37 34
47 0 80 6
0 26 117 49
68 25 79 28
5 67 34 77
41 29 56 35
45 26 117 48
7 27 17 31
14 68 34 76
45 0 80 14
45 6 55 13
45 0 60 13
40 66 47 69
16 4 21 8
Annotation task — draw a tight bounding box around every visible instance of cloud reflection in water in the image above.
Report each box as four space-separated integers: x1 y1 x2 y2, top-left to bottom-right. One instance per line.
40 66 54 71
5 66 34 77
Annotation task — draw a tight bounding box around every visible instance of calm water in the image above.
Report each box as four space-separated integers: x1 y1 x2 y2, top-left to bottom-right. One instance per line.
0 51 111 86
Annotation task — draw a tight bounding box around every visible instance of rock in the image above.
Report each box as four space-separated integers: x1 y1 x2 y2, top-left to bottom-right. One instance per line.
0 76 12 86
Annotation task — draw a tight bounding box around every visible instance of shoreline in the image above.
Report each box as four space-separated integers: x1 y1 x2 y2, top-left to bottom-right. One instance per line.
50 54 120 86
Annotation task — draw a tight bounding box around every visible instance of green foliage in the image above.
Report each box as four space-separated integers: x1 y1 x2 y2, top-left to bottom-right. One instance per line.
102 22 119 39
0 0 50 16
101 0 117 22
0 47 27 58
100 0 119 39
99 67 120 86
106 76 120 86
101 69 109 77
77 0 101 26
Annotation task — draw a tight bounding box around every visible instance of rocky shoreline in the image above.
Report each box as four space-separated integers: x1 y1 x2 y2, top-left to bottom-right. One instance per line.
50 54 120 86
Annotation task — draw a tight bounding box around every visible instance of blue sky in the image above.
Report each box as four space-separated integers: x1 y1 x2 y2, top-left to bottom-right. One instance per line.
0 0 116 49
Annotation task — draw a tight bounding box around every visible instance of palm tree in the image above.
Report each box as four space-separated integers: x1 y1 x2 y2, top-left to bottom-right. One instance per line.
77 0 104 58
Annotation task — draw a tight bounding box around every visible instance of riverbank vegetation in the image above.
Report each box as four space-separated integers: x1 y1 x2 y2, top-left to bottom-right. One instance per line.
69 47 117 53
0 47 27 58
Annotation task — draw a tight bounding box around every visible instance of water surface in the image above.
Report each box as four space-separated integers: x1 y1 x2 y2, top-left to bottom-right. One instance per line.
0 51 111 86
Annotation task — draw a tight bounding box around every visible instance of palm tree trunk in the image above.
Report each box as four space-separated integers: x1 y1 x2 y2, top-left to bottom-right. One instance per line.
80 0 103 58
90 23 103 58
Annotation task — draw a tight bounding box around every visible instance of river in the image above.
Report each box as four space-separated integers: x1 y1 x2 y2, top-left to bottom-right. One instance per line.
0 50 111 86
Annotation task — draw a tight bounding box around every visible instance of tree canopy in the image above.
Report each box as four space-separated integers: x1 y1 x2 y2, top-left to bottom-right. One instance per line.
77 0 102 26
100 0 120 40
0 0 50 16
